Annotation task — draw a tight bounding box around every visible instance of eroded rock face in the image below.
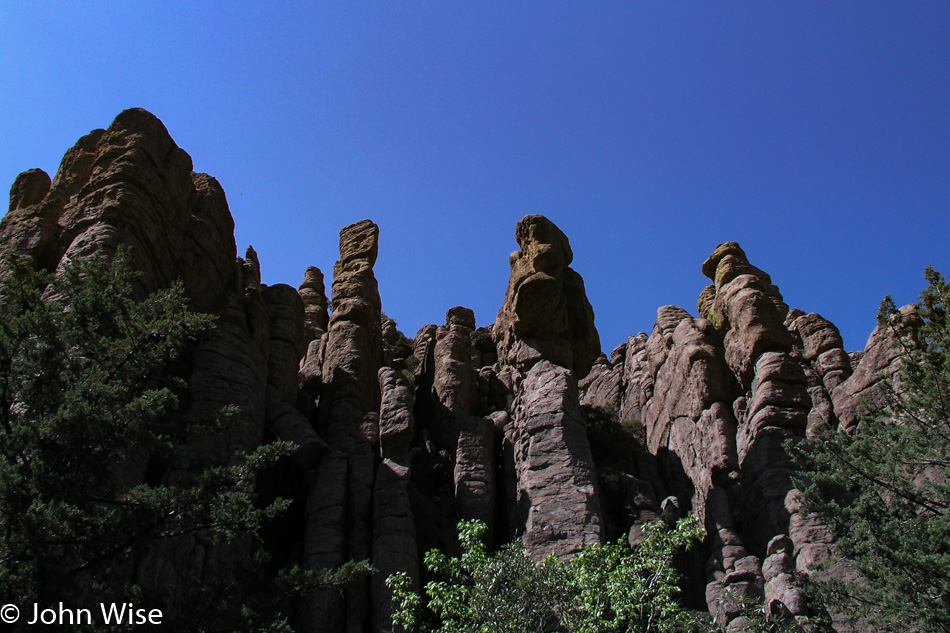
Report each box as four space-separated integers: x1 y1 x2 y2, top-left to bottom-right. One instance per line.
299 266 329 343
579 349 624 413
432 306 478 443
491 216 605 559
703 243 793 390
4 111 913 633
0 108 282 606
372 367 417 633
303 219 383 633
495 215 600 379
832 305 917 432
513 360 602 559
595 241 908 629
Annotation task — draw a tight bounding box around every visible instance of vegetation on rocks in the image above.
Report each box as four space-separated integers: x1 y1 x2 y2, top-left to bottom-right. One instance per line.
387 516 707 633
0 252 361 632
794 267 950 632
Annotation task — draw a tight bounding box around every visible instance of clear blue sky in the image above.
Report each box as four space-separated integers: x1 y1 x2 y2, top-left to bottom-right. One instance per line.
2 3 948 353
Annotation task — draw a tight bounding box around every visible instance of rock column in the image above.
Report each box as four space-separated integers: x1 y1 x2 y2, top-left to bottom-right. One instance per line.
494 215 603 559
302 220 383 633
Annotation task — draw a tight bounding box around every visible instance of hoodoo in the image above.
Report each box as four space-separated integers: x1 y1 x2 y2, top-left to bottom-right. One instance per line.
1 109 912 632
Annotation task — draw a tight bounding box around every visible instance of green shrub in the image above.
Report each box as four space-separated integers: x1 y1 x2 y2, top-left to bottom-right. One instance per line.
469 328 495 353
388 516 706 633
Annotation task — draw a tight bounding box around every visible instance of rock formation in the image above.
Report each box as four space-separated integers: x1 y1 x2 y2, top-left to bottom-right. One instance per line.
493 215 604 559
494 214 601 381
0 109 271 594
302 219 383 633
1 109 917 632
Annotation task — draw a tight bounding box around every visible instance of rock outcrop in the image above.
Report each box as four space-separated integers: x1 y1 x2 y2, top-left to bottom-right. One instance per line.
302 219 383 633
372 367 418 633
493 216 604 559
2 109 916 633
511 360 602 558
0 109 273 594
494 214 600 381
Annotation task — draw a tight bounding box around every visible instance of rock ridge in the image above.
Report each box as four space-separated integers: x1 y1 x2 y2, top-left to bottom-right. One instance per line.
1 109 909 632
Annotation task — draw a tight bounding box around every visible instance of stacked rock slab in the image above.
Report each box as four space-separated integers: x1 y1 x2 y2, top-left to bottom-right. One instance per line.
600 242 890 628
615 301 760 619
372 366 418 633
430 307 498 540
263 280 326 470
700 243 810 625
494 215 603 559
785 310 852 436
494 215 601 382
602 243 816 628
831 305 918 432
432 307 478 450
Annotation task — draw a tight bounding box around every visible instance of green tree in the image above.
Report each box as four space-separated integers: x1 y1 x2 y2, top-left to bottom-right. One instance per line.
387 516 707 633
794 267 950 631
0 252 362 631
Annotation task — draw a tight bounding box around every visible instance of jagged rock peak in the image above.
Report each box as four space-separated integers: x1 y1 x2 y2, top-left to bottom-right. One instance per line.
701 241 747 281
515 214 574 272
298 266 329 341
495 214 601 379
2 107 236 307
336 219 379 275
446 305 476 329
9 168 51 211
699 241 791 388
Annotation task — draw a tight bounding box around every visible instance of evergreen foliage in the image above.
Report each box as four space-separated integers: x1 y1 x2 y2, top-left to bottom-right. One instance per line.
0 252 362 631
387 516 707 633
794 267 950 631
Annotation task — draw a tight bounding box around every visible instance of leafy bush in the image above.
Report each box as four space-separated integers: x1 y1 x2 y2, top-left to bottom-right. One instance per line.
387 516 706 633
583 404 645 476
469 328 495 354
385 330 419 376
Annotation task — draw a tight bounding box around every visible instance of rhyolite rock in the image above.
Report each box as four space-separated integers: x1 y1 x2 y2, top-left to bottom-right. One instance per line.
512 360 603 559
494 214 601 380
832 305 918 432
372 367 418 633
0 110 275 595
299 266 329 342
492 216 605 559
302 219 383 633
3 109 914 633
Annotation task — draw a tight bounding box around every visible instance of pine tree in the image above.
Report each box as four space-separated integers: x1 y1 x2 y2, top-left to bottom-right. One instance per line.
0 251 355 631
795 267 950 631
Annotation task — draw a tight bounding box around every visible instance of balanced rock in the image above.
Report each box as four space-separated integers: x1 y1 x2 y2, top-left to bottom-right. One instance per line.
495 215 600 379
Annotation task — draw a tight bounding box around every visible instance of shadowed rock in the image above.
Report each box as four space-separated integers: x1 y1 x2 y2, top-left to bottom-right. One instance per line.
3 110 917 633
303 219 383 633
1 108 274 606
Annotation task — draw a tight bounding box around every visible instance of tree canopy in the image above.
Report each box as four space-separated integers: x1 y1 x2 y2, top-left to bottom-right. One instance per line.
387 516 708 633
795 267 950 631
0 252 360 631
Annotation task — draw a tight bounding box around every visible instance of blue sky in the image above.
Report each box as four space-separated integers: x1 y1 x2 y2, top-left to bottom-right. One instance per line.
2 3 948 353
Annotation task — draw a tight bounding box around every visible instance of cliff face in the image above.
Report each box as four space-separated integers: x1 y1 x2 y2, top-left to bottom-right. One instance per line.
2 109 904 631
